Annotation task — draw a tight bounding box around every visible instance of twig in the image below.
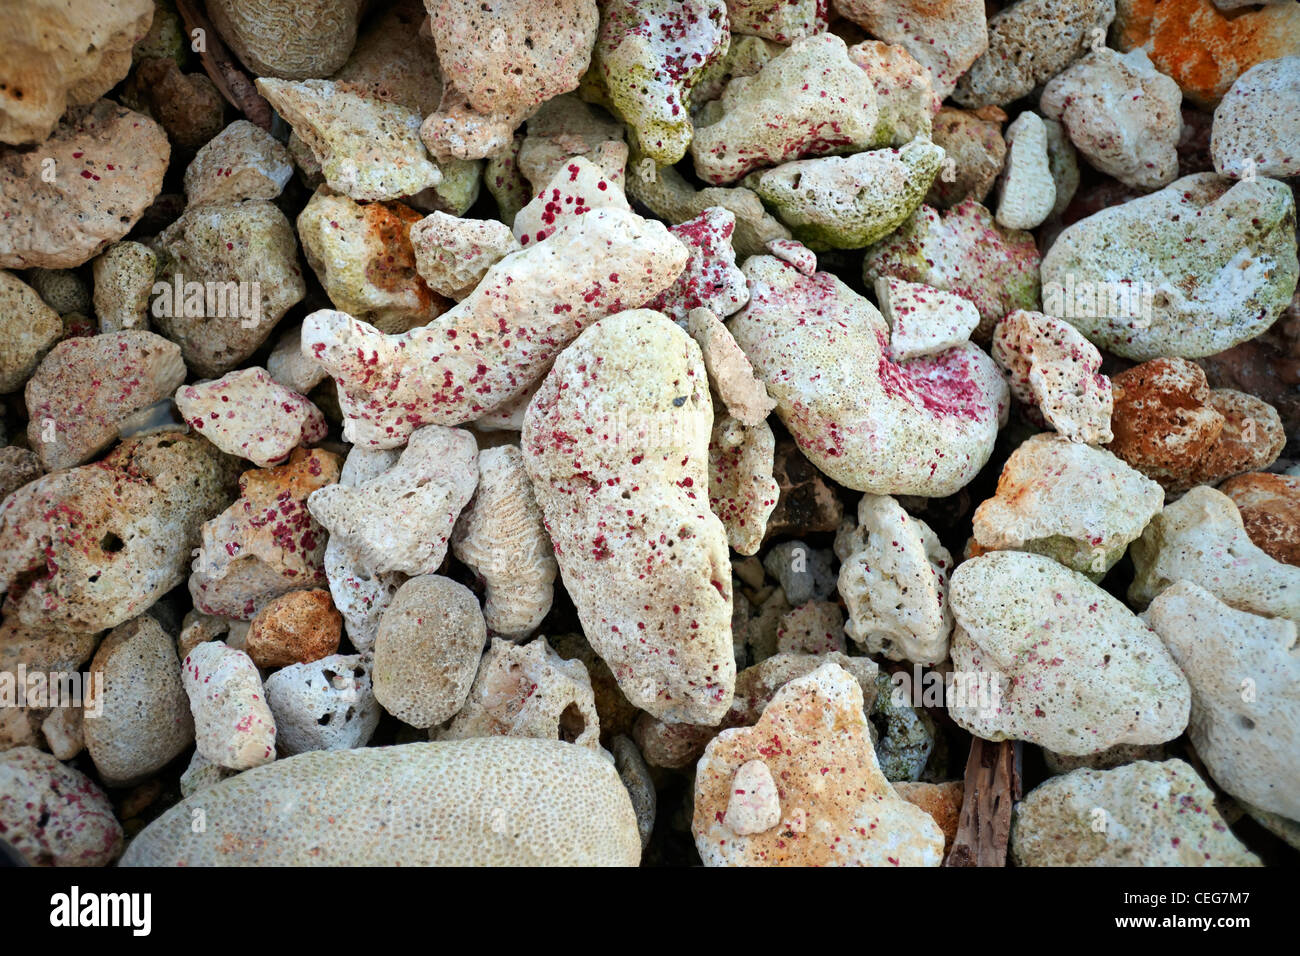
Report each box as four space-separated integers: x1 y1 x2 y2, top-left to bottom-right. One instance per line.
174 0 272 130
945 737 1022 867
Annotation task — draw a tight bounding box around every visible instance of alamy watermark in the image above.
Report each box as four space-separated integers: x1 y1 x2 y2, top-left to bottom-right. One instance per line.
1042 275 1156 328
0 665 103 718
890 663 1001 718
151 273 263 328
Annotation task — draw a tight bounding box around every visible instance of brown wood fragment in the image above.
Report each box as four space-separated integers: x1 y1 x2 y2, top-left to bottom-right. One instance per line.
944 737 1022 867
174 0 273 130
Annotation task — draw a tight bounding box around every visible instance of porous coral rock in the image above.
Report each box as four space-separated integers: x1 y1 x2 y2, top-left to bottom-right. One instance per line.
124 58 224 152
0 272 63 393
298 189 448 335
421 0 600 161
0 101 169 270
892 780 963 854
245 589 341 669
592 0 728 165
1144 581 1299 820
0 747 123 866
752 138 944 250
91 242 157 333
1042 117 1081 217
925 107 1005 209
523 310 734 725
995 111 1055 230
206 0 363 79
0 0 153 145
0 433 239 632
0 622 97 753
1040 47 1182 192
516 95 627 194
708 413 779 556
83 615 193 786
182 640 277 771
0 447 42 502
833 0 988 101
372 575 487 728
953 0 1116 108
948 551 1191 755
691 34 784 107
693 663 945 865
152 200 307 377
451 444 556 639
689 33 879 186
184 120 295 207
970 433 1164 578
992 310 1113 446
121 738 640 865
1129 485 1300 623
1039 174 1298 361
846 41 939 149
687 307 775 426
728 0 826 42
838 494 952 664
189 447 339 621
646 208 750 324
267 325 328 396
775 601 847 656
175 367 326 468
28 269 90 316
308 425 477 577
875 277 980 363
437 637 601 750
1211 57 1300 180
484 136 532 226
512 157 630 247
178 750 235 797
410 212 521 301
1011 759 1260 866
264 653 380 755
862 200 1041 340
304 202 687 448
730 256 1008 497
1219 472 1300 567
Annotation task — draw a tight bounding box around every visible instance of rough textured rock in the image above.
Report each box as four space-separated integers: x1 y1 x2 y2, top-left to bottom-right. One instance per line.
308 425 477 577
451 445 556 639
523 310 734 725
832 0 987 100
245 589 341 669
189 447 339 621
0 432 238 631
763 440 844 541
847 41 939 149
1040 174 1298 361
123 57 224 152
875 277 980 363
925 108 1005 209
410 213 520 301
372 575 487 729
893 780 963 854
40 706 84 762
266 326 328 396
264 653 380 755
298 189 448 335
776 601 847 656
511 156 630 247
972 434 1164 578
995 111 1055 231
28 269 90 316
1144 582 1299 820
728 0 827 42
693 663 945 866
0 747 122 866
421 0 600 161
646 208 750 325
1130 485 1300 623
992 310 1113 446
91 242 157 333
83 615 193 786
1108 358 1286 491
0 271 63 393
182 640 276 771
179 750 235 797
954 0 1116 108
592 0 728 166
0 622 98 753
692 34 784 107
689 33 879 185
1041 47 1182 191
437 637 601 750
303 199 687 448
730 256 1008 497
206 0 362 79
763 540 836 606
949 551 1191 755
708 412 779 556
25 331 185 471
0 0 153 145
1212 57 1300 180
752 138 944 250
176 367 326 468
0 101 169 270
121 738 640 865
610 734 656 847
1220 472 1300 567
0 447 42 502
688 307 775 426
862 200 1041 340
184 120 294 207
1011 759 1260 866
838 494 953 664
1112 0 1300 107
517 94 627 195
152 200 307 377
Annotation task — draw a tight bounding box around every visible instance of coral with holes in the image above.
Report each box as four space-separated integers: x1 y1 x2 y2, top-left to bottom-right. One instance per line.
265 654 380 755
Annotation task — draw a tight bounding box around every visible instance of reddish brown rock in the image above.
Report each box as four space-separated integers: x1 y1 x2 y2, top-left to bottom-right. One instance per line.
1108 358 1285 492
893 780 964 855
246 589 342 668
1200 304 1300 448
1219 473 1300 567
125 59 226 151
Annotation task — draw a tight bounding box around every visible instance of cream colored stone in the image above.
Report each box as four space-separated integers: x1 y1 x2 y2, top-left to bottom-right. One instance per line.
875 277 980 362
996 111 1055 230
182 640 277 771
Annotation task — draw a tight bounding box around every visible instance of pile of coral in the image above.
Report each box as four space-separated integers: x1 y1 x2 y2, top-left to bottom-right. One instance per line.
0 0 1297 868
